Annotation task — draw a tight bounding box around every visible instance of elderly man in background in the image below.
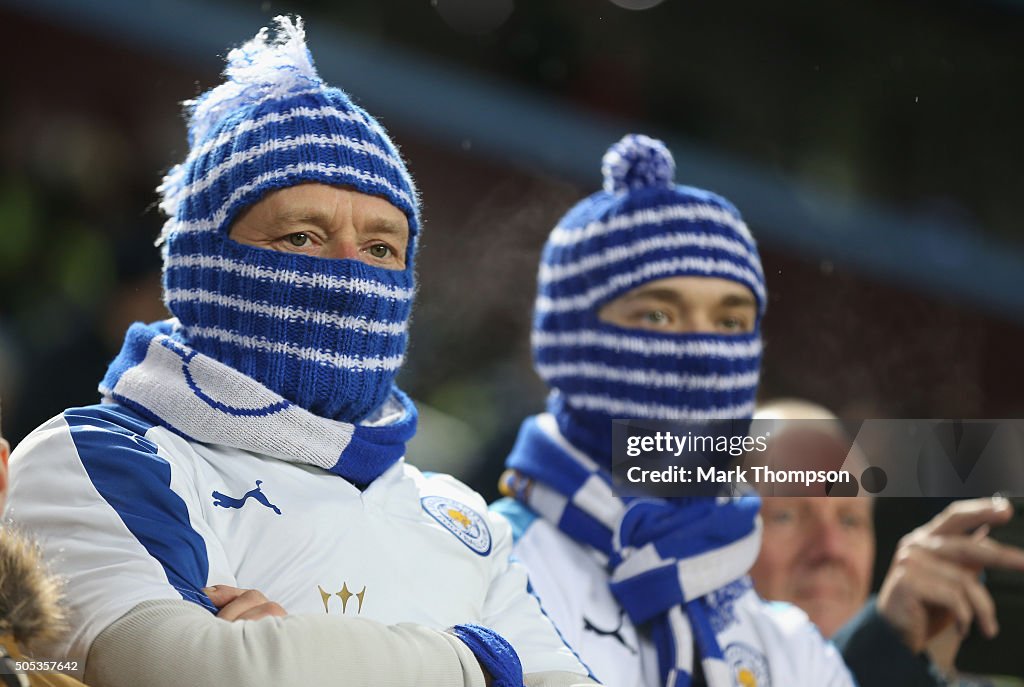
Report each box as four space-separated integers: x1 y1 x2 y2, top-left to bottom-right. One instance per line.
750 399 1024 686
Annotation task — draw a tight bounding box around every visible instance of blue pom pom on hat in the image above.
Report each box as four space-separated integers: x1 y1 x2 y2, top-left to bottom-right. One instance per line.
601 133 676 194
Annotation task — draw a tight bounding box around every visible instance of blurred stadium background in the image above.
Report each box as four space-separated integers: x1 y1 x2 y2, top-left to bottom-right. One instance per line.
0 0 1022 576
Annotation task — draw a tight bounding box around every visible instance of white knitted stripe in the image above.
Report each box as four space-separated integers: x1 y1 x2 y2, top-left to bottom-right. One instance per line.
536 257 765 313
168 161 415 234
564 393 757 421
536 362 759 391
549 203 755 247
571 474 621 531
165 288 408 336
531 329 762 359
667 606 694 676
186 100 369 163
165 253 415 300
674 518 762 602
538 231 762 285
527 481 570 528
182 132 405 204
184 325 405 371
613 541 670 578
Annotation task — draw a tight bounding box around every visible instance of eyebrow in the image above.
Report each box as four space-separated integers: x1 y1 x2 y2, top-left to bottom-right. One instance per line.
363 218 409 240
273 208 333 227
618 288 688 308
619 287 757 309
718 293 757 309
272 210 408 241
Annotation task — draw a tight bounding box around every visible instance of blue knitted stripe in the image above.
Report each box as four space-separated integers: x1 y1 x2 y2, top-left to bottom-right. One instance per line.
539 234 763 295
539 186 761 310
532 326 763 358
166 234 415 304
542 228 761 294
174 160 418 237
538 259 765 317
181 101 409 193
164 289 409 336
610 563 683 625
651 621 684 687
183 101 386 164
535 325 761 427
687 602 724 661
506 417 594 492
557 503 615 557
644 499 760 563
172 87 418 236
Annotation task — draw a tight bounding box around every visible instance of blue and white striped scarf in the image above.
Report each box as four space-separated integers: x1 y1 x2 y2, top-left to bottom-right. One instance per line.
504 414 762 687
100 319 417 488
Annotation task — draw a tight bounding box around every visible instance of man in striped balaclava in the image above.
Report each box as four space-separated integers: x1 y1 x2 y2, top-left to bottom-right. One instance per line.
494 134 855 687
5 17 595 687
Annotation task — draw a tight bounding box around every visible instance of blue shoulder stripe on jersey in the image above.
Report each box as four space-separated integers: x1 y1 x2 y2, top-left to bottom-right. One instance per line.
490 497 539 543
64 404 217 613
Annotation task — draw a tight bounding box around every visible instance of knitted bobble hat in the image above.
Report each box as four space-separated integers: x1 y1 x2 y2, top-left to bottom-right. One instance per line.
156 16 420 423
533 134 767 462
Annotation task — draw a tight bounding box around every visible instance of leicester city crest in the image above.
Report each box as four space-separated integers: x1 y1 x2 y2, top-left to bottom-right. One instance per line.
724 642 770 687
421 495 492 556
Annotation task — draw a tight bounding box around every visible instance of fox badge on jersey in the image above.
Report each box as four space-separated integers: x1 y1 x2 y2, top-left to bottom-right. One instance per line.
725 642 771 687
421 496 492 556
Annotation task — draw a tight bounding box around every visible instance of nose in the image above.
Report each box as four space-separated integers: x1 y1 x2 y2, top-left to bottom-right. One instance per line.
688 311 718 335
806 514 847 561
323 240 361 262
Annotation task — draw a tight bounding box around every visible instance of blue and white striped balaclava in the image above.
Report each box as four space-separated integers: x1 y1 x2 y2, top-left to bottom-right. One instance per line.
157 16 419 424
533 134 767 465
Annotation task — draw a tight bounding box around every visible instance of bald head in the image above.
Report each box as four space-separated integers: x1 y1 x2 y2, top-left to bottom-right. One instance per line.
749 398 875 637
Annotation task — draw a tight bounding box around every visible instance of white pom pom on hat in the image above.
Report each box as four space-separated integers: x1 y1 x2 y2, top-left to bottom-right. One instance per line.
601 133 676 194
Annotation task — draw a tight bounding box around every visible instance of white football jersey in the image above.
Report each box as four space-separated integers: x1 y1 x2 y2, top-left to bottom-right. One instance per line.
5 404 588 680
493 499 855 687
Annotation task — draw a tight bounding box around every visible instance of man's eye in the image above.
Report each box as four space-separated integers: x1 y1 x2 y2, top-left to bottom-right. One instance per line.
286 233 310 248
643 310 670 325
368 244 392 259
720 316 745 331
840 514 866 529
767 510 795 524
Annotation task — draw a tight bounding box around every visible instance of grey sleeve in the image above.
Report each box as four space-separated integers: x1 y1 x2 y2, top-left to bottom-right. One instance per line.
84 599 488 687
523 671 602 687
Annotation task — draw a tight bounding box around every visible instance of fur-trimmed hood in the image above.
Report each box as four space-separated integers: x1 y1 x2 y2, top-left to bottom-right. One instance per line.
0 529 65 645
